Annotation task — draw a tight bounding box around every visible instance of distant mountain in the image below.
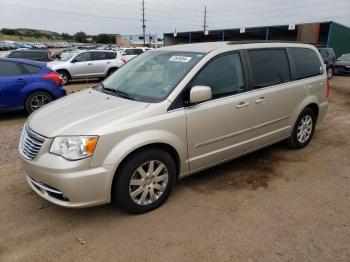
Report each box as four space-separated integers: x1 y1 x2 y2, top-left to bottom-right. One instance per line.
13 28 61 36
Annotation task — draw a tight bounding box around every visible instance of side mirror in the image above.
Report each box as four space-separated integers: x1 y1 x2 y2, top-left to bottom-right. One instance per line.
190 85 212 104
71 59 77 63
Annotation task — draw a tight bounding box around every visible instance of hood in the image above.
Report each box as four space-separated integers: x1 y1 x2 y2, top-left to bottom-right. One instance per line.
27 88 149 137
335 60 350 66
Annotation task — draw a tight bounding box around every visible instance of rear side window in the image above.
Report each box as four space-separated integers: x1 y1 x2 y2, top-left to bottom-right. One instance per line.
106 52 117 59
248 49 291 89
191 53 245 99
74 52 92 62
8 51 23 58
22 64 42 74
290 48 322 79
21 52 37 59
92 52 108 60
123 49 143 55
123 49 134 55
134 49 143 55
30 52 46 60
0 61 23 76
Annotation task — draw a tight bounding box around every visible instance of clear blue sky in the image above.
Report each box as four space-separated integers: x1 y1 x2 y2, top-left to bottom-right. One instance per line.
1 0 349 36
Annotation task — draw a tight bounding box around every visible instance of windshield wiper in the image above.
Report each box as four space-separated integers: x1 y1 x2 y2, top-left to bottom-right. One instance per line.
100 83 137 101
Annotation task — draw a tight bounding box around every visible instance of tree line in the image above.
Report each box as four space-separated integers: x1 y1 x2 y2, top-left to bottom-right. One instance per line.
1 28 117 44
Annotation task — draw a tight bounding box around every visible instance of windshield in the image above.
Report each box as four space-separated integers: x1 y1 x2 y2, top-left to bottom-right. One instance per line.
338 54 350 61
60 52 78 61
102 51 205 102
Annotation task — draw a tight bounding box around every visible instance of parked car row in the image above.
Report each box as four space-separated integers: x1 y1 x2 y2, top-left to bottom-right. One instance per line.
2 47 152 85
1 42 347 117
0 41 76 51
0 47 148 113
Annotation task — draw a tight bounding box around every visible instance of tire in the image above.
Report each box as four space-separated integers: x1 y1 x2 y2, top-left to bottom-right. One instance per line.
286 108 316 149
25 91 53 114
327 66 333 79
57 70 70 85
113 148 176 214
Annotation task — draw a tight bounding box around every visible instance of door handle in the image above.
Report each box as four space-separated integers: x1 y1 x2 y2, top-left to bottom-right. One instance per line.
236 101 250 109
88 63 92 65
304 84 311 89
255 97 266 104
107 62 111 64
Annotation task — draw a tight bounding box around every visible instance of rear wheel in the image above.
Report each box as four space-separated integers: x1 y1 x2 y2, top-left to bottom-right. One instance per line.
286 108 316 149
25 91 53 114
113 148 176 214
327 67 333 79
57 70 70 85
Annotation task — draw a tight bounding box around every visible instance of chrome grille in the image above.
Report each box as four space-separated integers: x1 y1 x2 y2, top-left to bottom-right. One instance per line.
19 126 45 160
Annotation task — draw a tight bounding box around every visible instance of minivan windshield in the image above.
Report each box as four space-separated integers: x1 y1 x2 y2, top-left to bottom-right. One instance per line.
102 51 205 102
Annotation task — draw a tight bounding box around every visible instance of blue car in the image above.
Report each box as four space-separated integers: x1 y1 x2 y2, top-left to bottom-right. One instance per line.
0 57 66 114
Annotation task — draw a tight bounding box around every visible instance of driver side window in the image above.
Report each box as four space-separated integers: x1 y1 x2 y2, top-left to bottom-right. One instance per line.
191 52 245 99
74 52 92 62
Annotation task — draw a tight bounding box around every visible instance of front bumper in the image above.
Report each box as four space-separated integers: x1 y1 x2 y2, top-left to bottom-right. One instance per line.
334 66 350 75
20 151 114 208
52 86 67 99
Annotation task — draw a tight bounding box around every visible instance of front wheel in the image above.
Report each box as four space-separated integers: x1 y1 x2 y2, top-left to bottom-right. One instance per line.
25 91 53 114
113 148 176 214
286 108 316 149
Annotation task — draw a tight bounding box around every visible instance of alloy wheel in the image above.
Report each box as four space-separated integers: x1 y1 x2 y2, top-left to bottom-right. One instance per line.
30 94 50 111
297 115 313 143
129 160 169 206
60 73 68 85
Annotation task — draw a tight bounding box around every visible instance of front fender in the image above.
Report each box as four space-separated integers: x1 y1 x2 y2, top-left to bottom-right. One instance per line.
97 129 189 183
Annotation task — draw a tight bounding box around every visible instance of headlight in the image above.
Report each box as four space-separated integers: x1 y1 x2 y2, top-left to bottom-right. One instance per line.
50 136 98 160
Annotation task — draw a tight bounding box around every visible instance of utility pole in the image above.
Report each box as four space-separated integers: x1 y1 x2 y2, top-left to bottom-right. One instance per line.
203 5 208 34
141 0 146 46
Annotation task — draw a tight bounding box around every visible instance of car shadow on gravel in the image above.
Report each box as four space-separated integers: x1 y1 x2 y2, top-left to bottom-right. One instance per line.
0 110 27 120
178 142 301 193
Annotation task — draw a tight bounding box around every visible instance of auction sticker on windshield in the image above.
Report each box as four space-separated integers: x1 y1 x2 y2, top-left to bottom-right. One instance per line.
169 56 192 62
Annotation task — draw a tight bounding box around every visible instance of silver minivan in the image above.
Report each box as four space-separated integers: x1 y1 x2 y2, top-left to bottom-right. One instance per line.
19 42 329 213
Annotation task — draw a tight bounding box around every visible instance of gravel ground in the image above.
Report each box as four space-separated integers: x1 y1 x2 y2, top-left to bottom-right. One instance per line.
0 77 349 262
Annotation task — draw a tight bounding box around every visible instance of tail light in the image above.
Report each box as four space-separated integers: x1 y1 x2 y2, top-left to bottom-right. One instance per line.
42 72 62 86
326 79 330 97
120 57 127 64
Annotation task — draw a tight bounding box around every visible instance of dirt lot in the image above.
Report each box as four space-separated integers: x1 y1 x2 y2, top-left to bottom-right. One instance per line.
0 77 349 262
